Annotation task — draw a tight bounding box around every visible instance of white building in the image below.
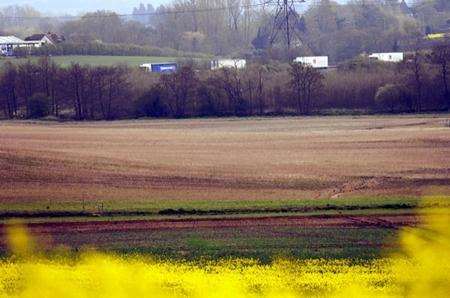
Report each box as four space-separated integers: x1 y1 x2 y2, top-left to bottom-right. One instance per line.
0 35 47 56
211 59 246 70
0 36 26 56
294 56 329 69
24 34 55 47
369 52 404 63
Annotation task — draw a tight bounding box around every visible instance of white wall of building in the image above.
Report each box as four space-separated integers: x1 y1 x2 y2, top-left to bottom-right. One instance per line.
369 52 404 63
139 63 152 71
211 59 246 70
294 56 329 69
0 36 46 56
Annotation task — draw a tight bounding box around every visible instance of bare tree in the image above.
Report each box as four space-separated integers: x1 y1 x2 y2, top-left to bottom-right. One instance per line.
67 63 87 120
0 62 18 118
103 66 131 120
219 68 247 116
408 51 424 113
90 66 109 119
37 57 59 116
289 63 323 114
430 44 450 110
160 65 199 118
17 60 39 117
246 64 271 115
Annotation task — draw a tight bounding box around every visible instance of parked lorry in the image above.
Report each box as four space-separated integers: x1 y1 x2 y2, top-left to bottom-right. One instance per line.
140 62 178 73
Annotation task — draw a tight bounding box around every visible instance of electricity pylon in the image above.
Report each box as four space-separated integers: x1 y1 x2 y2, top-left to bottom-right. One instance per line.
264 0 306 50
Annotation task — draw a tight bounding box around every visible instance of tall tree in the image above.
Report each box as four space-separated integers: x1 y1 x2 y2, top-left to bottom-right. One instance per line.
160 66 199 118
17 60 39 118
37 57 59 116
430 44 450 110
0 63 18 118
67 63 87 120
407 51 425 112
289 63 324 115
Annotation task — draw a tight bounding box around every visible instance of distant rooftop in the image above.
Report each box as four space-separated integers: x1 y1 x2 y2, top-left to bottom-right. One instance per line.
25 32 65 44
24 34 47 41
0 36 25 44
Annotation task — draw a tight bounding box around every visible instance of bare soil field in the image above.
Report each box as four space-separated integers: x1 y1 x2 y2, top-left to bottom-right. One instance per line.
0 115 449 211
2 213 419 233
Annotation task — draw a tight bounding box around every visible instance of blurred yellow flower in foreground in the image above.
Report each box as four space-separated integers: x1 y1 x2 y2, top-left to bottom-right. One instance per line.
0 207 448 298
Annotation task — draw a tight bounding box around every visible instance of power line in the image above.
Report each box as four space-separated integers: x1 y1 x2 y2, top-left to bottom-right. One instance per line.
0 1 306 21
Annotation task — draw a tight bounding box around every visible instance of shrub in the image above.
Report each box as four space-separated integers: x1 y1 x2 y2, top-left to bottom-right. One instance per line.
374 84 410 113
134 86 168 118
27 93 51 118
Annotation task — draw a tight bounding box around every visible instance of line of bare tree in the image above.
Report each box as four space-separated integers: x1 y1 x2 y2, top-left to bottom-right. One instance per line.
0 58 131 120
1 45 449 120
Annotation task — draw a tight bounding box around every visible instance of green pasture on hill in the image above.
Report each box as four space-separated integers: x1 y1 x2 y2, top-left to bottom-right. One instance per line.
0 55 181 67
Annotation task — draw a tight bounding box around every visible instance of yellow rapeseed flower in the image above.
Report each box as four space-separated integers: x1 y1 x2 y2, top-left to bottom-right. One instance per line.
0 208 448 298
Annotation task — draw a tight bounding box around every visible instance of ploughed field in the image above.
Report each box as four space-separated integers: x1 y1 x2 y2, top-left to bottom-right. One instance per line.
0 115 449 258
1 115 449 207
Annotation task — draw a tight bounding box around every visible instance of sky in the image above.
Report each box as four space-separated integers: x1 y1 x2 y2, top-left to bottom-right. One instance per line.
0 0 414 15
0 0 171 14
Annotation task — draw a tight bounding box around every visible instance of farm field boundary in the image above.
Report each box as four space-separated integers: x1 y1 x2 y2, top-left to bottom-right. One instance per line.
0 195 448 222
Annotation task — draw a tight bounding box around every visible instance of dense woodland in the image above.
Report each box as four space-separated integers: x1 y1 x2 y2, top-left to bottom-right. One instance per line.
1 0 449 61
1 43 448 120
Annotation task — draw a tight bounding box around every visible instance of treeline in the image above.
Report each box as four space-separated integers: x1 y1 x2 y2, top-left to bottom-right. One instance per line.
1 1 449 61
1 45 449 120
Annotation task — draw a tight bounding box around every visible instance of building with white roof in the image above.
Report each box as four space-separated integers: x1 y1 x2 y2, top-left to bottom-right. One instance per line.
0 35 44 56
